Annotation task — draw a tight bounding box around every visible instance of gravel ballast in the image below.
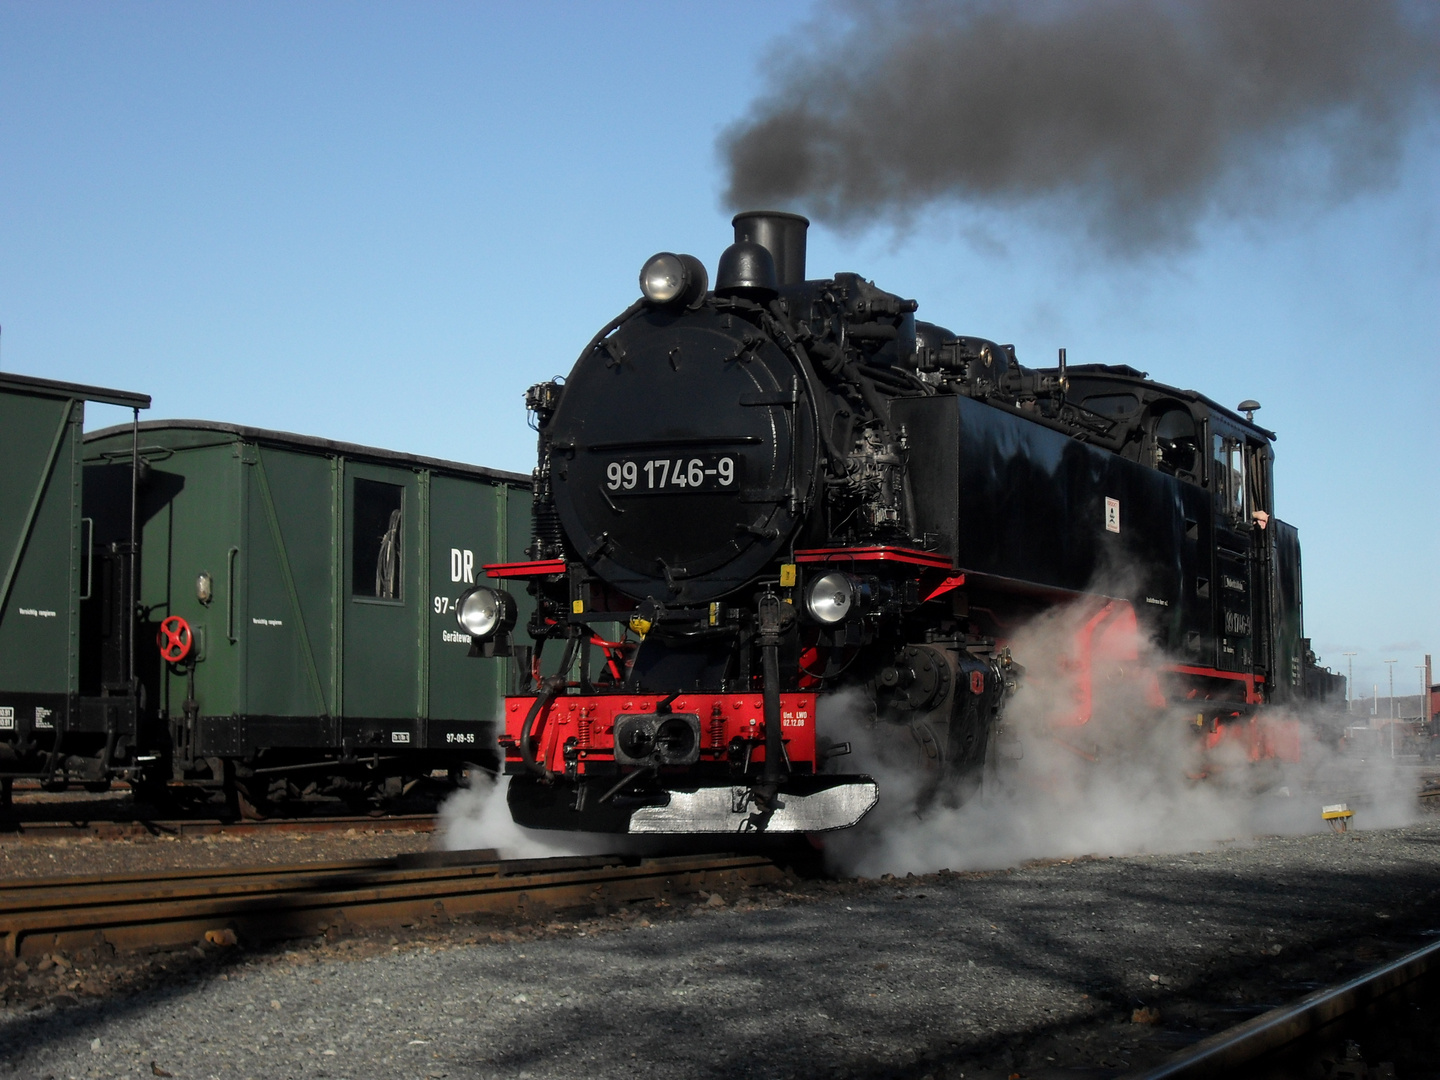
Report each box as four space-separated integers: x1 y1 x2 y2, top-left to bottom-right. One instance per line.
0 828 434 880
5 814 1440 1079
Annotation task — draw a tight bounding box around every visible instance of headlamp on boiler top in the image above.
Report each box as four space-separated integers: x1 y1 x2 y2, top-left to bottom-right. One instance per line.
639 252 708 308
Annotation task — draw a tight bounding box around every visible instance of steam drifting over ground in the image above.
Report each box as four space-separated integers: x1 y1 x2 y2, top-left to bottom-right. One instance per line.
439 772 620 859
823 597 1417 878
435 597 1417 875
721 0 1440 252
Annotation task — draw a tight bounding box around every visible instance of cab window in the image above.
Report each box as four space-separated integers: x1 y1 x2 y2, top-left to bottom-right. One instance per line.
1153 408 1197 477
1212 435 1246 521
1228 444 1246 519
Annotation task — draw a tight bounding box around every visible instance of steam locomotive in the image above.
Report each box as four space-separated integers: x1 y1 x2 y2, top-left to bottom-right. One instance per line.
463 211 1344 834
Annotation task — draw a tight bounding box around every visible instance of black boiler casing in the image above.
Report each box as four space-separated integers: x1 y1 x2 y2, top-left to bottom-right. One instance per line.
545 307 819 605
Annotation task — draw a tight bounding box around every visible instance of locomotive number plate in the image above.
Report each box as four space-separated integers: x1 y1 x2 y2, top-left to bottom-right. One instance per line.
604 454 741 495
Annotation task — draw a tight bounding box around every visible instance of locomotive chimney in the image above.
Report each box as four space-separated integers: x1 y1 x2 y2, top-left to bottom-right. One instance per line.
732 211 809 286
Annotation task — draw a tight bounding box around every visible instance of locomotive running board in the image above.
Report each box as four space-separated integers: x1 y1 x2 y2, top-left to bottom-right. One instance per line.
626 779 879 835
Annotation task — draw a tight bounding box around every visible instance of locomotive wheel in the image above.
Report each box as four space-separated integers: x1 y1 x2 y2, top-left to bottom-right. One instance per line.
909 721 950 812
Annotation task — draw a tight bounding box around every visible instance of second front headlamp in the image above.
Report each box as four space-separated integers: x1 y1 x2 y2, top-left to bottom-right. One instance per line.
456 585 517 640
804 571 865 625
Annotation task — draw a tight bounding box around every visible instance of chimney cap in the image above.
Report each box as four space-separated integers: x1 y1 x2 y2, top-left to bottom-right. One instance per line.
732 209 811 228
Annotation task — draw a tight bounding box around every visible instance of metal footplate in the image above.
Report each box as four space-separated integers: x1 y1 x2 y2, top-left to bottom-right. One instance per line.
627 777 879 834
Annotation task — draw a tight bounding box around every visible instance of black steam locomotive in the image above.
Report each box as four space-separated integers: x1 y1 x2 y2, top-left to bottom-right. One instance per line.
464 212 1341 834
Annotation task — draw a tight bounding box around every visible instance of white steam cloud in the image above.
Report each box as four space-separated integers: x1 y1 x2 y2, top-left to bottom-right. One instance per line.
438 771 619 860
823 597 1417 878
434 600 1416 874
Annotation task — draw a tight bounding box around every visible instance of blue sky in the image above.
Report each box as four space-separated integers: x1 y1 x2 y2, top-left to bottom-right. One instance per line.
2 2 1436 698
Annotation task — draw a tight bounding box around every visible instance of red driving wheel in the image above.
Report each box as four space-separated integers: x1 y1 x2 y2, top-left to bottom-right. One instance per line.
157 615 193 664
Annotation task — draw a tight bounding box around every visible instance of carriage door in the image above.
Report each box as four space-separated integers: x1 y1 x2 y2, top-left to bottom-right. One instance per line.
1211 428 1254 673
343 467 420 721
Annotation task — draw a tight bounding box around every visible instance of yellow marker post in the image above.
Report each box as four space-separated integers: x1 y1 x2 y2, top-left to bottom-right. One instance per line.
1322 803 1354 834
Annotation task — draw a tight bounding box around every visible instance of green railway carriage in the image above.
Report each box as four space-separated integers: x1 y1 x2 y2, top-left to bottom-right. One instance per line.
2 370 530 807
0 374 151 792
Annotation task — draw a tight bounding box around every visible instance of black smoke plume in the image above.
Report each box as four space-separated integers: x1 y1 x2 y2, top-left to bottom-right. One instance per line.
721 1 1440 251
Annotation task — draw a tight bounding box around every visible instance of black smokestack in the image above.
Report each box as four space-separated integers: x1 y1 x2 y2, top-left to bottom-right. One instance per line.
733 210 809 285
721 1 1440 252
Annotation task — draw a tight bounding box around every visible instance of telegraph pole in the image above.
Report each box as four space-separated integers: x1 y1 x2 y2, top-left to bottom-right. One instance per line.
1385 659 1398 759
1427 654 1434 724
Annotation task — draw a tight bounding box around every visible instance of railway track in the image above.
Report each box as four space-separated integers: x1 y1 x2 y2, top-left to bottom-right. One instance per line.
0 850 783 960
0 812 436 839
1129 937 1440 1078
4 770 1434 839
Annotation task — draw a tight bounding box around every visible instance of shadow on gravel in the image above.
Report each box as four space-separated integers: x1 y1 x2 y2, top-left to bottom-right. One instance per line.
0 937 293 1060
3 839 1440 1078
461 852 1440 1079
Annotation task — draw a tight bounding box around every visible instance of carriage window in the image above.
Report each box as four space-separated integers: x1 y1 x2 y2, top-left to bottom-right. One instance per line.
353 479 404 599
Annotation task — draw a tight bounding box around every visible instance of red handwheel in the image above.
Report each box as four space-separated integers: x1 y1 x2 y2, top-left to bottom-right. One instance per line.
157 615 193 663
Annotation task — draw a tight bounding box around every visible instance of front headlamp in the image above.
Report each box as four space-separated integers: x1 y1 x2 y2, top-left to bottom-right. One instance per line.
805 572 858 625
456 586 516 639
639 252 709 309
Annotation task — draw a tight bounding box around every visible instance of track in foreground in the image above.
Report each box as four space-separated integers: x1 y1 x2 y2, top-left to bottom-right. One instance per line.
1129 937 1440 1078
1 812 436 839
0 850 784 960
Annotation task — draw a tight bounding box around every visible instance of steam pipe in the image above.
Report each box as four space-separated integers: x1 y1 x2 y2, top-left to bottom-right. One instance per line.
518 689 557 778
578 299 646 368
754 593 790 799
519 635 579 778
760 639 787 788
843 362 894 422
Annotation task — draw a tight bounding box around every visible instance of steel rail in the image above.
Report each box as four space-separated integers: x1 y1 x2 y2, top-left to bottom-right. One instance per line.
0 851 782 959
1126 938 1440 1079
0 812 437 839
